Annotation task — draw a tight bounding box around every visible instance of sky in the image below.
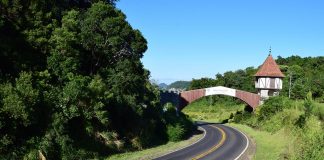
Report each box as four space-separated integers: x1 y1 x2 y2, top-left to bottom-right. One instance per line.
117 0 324 84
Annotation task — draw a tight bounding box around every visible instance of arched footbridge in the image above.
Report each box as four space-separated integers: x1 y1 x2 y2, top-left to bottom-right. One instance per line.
178 86 261 110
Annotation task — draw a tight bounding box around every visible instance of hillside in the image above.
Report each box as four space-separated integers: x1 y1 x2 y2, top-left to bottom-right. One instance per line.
167 81 191 90
184 55 324 159
158 83 168 90
189 55 324 101
0 1 194 159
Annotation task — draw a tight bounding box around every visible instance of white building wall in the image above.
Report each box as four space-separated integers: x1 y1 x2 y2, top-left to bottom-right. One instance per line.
256 76 283 100
260 90 269 98
275 78 282 89
266 78 271 88
256 77 269 88
256 77 282 89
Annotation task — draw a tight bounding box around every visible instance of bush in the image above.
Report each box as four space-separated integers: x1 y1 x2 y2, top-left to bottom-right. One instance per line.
23 150 39 160
232 110 259 128
311 103 324 121
167 124 186 142
260 109 302 133
163 103 195 142
295 116 324 160
304 92 315 118
258 96 292 120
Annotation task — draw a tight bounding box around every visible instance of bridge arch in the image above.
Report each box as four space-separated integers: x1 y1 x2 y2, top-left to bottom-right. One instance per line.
178 86 260 110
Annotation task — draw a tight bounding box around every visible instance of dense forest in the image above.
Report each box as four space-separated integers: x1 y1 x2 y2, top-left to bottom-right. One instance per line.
189 55 324 101
0 1 193 159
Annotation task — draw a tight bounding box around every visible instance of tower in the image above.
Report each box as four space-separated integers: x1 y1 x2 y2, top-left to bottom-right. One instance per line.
254 53 285 100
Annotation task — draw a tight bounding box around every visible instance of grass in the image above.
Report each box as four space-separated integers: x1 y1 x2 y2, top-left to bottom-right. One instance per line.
313 102 324 120
182 96 244 122
182 96 294 160
229 123 289 160
106 131 203 160
107 97 323 160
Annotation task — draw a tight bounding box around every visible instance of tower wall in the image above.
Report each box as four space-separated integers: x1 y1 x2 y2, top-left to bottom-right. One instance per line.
255 77 282 90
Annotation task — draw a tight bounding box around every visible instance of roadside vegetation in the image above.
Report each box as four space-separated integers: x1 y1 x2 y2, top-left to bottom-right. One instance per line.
234 95 324 159
183 94 324 160
0 1 195 159
183 96 244 123
1 0 323 159
106 129 203 160
184 55 324 160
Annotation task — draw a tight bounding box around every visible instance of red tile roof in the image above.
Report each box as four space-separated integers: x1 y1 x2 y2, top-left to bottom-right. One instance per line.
254 54 285 77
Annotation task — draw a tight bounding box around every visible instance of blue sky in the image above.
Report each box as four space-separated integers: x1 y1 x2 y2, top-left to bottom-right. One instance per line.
117 0 324 84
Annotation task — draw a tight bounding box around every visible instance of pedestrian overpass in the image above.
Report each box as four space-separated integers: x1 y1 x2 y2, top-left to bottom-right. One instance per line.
178 86 260 110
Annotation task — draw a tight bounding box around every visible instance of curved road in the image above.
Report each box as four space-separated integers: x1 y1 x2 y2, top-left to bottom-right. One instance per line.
155 122 249 160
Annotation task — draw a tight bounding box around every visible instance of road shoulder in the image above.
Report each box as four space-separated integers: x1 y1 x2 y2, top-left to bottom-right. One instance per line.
227 124 256 160
106 128 205 160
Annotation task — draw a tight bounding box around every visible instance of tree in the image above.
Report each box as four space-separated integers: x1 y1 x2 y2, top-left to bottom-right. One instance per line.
0 1 168 159
189 78 216 89
79 2 147 74
0 72 39 156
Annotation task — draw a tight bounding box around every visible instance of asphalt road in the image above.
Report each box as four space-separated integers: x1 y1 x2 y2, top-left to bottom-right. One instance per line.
154 122 249 160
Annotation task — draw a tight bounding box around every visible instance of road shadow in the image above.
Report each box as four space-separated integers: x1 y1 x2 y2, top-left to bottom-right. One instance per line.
194 121 223 126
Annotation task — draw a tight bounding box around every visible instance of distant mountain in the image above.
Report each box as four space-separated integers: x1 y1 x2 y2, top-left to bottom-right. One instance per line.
158 83 168 90
167 81 191 90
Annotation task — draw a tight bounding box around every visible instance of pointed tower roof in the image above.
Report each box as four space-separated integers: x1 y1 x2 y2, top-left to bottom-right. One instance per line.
254 54 285 77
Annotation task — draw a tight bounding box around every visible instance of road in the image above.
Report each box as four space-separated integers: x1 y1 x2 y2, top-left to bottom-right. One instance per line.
155 122 249 160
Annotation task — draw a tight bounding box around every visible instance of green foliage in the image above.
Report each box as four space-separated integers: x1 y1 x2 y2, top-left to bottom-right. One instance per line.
183 96 244 123
232 95 324 159
258 96 292 120
0 1 172 159
304 92 315 118
185 55 324 159
1 0 323 159
293 115 324 160
163 104 195 142
189 55 324 100
167 124 185 142
79 2 147 74
189 78 216 90
233 111 257 126
277 56 324 99
189 67 257 93
167 81 191 90
229 124 289 160
259 109 302 133
312 103 324 121
0 72 40 157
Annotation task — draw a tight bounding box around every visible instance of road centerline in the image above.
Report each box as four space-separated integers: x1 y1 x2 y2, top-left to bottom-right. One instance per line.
192 125 226 160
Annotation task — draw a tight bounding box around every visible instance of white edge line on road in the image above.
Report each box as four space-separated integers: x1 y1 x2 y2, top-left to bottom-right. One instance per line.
154 126 207 159
226 125 250 160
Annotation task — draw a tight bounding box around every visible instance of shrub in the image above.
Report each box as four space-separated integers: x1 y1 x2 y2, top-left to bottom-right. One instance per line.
163 103 195 142
259 109 301 133
260 114 283 133
304 92 315 118
167 124 185 142
281 109 303 127
258 96 292 120
311 103 324 121
23 150 39 160
295 116 324 160
131 137 142 150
